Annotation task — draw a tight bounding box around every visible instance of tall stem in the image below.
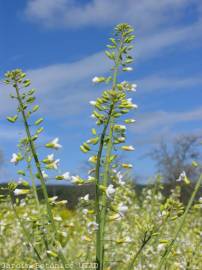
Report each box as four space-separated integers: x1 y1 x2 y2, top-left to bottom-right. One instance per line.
14 84 68 269
95 41 122 269
157 174 202 269
95 106 113 269
99 122 114 269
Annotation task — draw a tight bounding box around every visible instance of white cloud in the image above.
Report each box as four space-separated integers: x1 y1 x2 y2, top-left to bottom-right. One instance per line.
134 19 202 61
24 0 198 32
23 0 202 65
0 125 23 140
1 47 201 118
137 74 202 93
133 107 202 134
27 51 110 93
1 0 201 119
0 52 110 117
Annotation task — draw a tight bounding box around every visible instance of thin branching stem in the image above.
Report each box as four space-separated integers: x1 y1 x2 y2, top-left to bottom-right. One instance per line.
157 173 202 269
128 232 152 270
14 83 68 269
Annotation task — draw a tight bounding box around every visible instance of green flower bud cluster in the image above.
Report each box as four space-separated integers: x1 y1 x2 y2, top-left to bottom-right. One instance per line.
4 69 42 146
81 23 137 164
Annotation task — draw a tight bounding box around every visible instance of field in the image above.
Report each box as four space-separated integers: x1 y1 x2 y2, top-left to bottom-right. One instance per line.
0 182 202 269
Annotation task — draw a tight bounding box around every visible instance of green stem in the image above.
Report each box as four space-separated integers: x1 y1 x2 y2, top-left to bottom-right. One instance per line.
27 160 40 209
27 159 51 252
157 174 202 270
96 41 122 269
128 232 152 270
14 84 68 269
95 105 113 269
99 121 114 269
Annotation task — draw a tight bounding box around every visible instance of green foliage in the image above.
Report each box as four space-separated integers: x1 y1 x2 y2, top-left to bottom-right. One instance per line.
0 183 201 269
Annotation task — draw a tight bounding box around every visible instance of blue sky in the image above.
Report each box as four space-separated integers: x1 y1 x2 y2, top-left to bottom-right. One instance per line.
0 0 202 184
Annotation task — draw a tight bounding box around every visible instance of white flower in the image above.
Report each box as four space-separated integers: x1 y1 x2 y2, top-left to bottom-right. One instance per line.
118 203 128 217
161 210 168 217
131 83 137 91
52 138 62 149
42 170 48 179
57 200 68 205
92 76 100 83
157 243 165 252
121 80 127 84
71 175 81 184
106 184 116 198
114 124 126 131
17 177 26 184
43 154 54 164
131 103 138 109
118 136 125 142
89 101 96 106
52 159 60 170
46 138 62 150
176 171 186 182
54 216 62 221
91 113 96 119
92 76 105 83
87 222 99 233
127 98 132 103
127 98 138 109
62 172 70 180
117 172 125 186
49 196 58 202
120 81 137 92
88 156 97 163
10 153 19 165
88 176 95 182
121 145 135 151
47 154 54 162
14 189 30 196
84 194 89 201
122 163 133 169
123 67 133 71
82 209 88 215
60 231 68 237
125 236 132 242
125 119 136 124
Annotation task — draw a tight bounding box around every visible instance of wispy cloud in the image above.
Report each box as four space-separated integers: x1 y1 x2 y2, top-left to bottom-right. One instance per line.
24 0 199 32
1 1 201 121
133 107 202 134
0 125 23 140
134 19 202 61
27 51 110 93
24 1 202 61
137 74 202 93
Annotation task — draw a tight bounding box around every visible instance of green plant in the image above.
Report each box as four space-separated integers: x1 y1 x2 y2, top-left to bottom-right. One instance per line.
80 23 137 270
4 70 68 268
